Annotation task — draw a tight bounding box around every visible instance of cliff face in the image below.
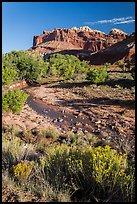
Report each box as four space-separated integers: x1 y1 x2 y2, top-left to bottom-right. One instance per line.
29 27 134 66
29 26 127 55
86 33 135 65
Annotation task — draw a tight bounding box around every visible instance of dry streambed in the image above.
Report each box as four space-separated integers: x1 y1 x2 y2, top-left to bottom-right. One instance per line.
24 83 135 151
2 81 135 152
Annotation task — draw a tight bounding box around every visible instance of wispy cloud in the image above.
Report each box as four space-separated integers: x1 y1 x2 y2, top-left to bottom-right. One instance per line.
84 16 135 25
114 19 135 24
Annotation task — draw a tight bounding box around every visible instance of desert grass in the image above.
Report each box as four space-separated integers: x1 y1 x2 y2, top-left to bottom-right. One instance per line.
2 126 135 202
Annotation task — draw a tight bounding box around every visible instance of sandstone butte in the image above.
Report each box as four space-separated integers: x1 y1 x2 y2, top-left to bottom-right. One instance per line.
28 26 135 65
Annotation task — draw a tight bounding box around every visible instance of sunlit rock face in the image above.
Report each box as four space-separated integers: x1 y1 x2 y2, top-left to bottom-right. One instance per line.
29 26 127 56
86 33 135 65
109 28 127 35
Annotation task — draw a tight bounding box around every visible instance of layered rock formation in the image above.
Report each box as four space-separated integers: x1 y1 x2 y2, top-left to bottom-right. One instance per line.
86 33 135 65
28 26 135 66
29 26 127 55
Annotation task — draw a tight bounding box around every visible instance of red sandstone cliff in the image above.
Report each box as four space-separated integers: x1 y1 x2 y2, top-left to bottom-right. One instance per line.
86 33 135 65
29 26 127 55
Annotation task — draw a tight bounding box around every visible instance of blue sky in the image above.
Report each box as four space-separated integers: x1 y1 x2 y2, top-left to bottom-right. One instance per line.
2 2 135 54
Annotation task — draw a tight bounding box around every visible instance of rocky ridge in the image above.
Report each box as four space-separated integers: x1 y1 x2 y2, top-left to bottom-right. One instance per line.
86 32 135 64
29 26 127 55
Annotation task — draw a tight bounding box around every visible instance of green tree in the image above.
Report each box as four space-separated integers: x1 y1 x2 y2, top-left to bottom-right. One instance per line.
3 50 47 82
46 54 89 80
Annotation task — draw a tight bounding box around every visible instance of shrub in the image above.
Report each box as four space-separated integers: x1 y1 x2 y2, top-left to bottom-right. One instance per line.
126 61 135 79
86 67 108 83
2 90 28 113
116 59 135 79
2 126 135 202
103 62 111 69
116 60 126 71
46 54 88 80
131 65 135 79
2 62 18 85
43 144 135 201
13 161 32 181
2 51 47 82
2 131 36 171
42 126 59 139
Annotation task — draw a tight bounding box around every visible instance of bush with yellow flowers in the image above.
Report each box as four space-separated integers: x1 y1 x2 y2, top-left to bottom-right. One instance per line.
43 144 135 201
13 161 32 181
92 145 127 184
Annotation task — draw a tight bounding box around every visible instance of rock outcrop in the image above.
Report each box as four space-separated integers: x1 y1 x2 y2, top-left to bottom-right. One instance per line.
109 28 127 35
29 26 127 55
86 33 135 65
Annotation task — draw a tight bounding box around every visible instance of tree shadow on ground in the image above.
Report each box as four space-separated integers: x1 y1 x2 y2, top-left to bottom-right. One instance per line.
107 70 130 73
49 81 93 89
26 79 65 87
62 97 135 110
100 78 135 89
49 78 135 89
